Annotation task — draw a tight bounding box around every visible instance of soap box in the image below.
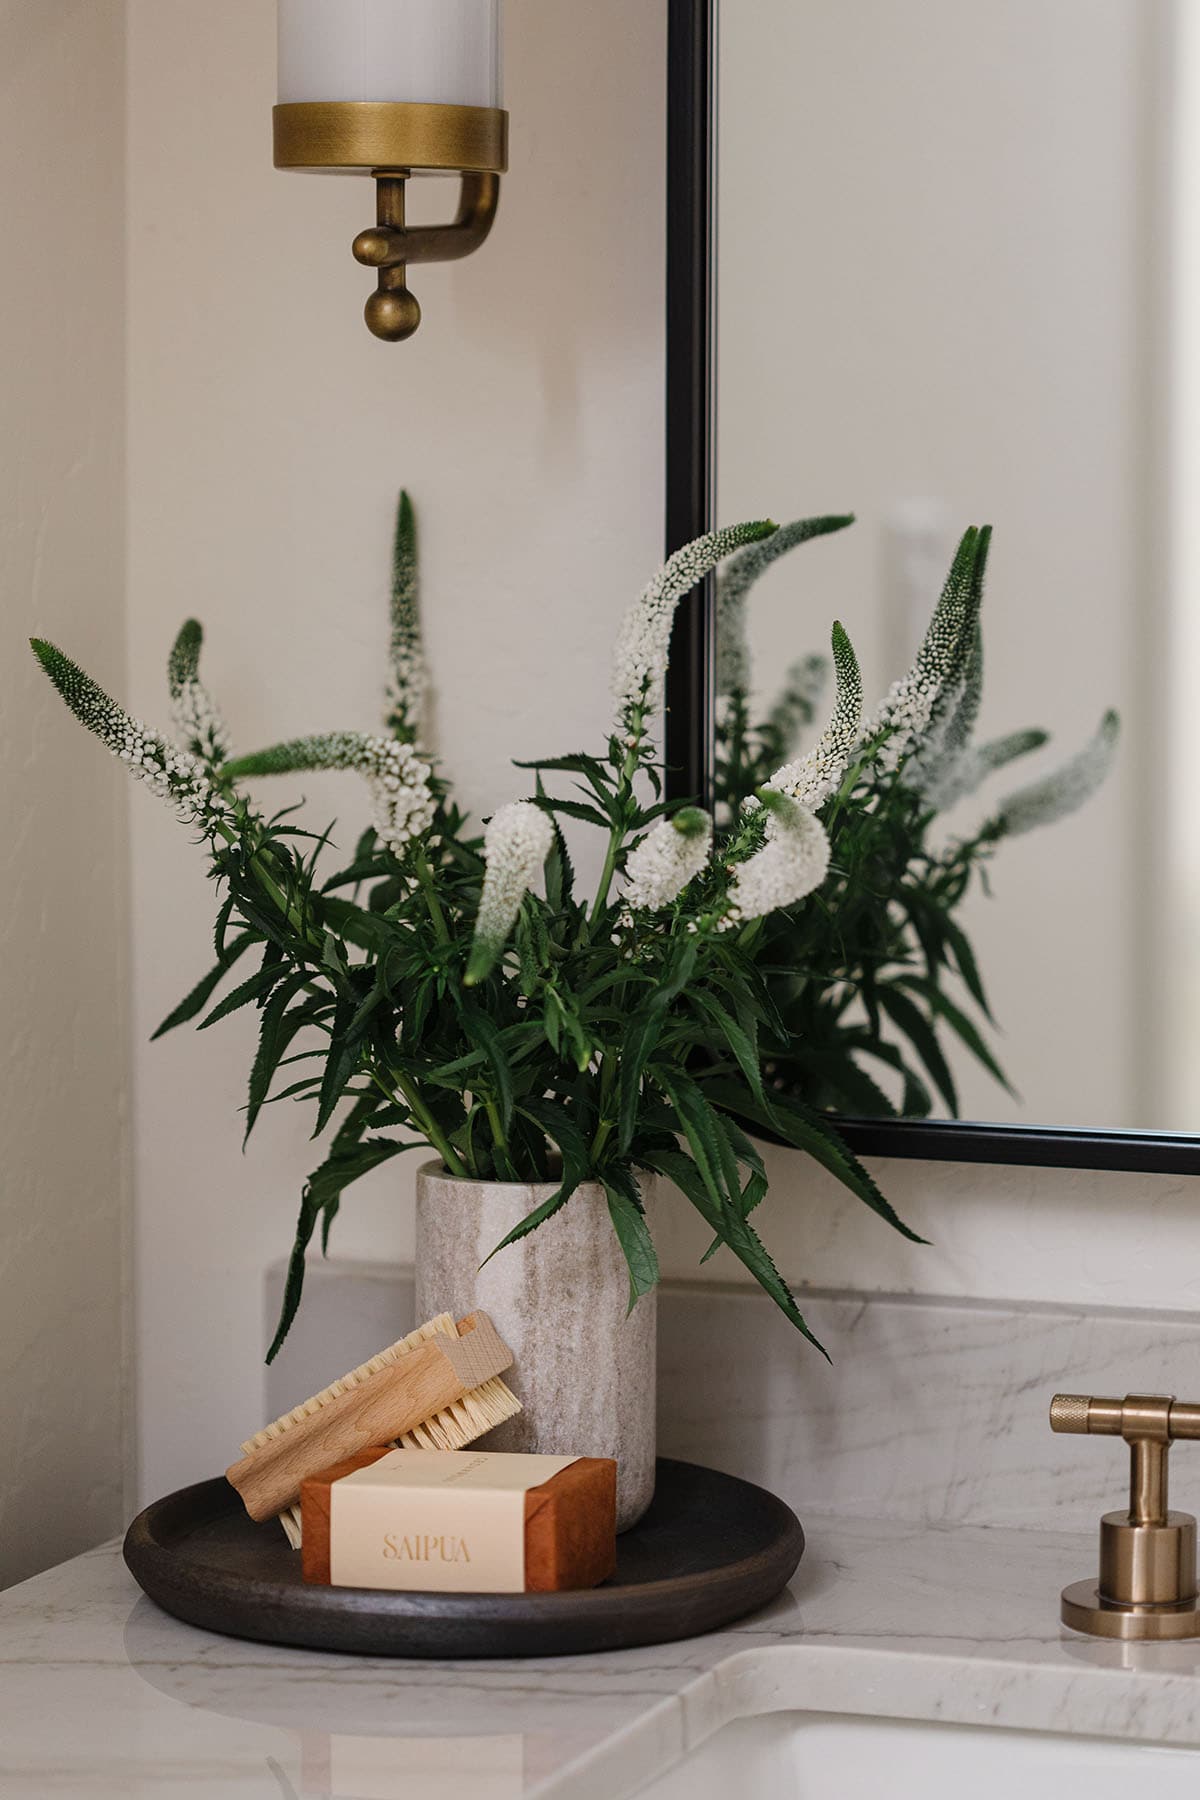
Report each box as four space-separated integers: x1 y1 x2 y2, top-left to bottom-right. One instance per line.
301 1447 617 1593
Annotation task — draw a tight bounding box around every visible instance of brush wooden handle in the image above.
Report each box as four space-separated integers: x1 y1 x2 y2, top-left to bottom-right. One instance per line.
227 1313 513 1523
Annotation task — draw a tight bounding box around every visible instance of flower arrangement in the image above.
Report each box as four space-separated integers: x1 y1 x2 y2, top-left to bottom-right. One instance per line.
715 519 1119 1116
31 496 1115 1362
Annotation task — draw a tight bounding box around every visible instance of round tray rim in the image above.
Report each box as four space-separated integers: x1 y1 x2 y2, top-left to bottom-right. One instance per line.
124 1458 804 1658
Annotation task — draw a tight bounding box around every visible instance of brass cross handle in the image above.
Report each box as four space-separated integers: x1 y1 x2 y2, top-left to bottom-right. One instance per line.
1050 1392 1200 1524
1050 1391 1200 1639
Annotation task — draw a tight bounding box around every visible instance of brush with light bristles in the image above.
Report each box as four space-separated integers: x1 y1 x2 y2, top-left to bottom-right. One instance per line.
226 1311 521 1548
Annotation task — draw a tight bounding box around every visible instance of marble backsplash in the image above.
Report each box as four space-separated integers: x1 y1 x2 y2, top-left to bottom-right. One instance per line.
264 1259 1200 1534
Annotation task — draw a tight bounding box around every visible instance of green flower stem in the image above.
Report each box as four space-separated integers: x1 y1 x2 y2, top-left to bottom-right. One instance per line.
589 1053 617 1160
387 1068 468 1178
590 836 622 928
413 847 450 946
483 1097 518 1180
589 713 644 926
213 818 310 946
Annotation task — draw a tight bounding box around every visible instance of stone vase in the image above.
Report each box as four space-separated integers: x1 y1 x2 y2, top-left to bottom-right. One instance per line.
414 1162 657 1531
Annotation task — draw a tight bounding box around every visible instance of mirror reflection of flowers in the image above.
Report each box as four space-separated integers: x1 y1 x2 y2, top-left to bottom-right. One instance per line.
715 520 1119 1119
32 496 924 1362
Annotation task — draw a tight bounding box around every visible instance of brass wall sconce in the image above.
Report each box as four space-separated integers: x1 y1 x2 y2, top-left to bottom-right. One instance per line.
275 2 508 342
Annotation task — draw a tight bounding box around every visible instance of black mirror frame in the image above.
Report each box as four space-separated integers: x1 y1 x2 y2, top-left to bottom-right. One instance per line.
663 0 1198 1176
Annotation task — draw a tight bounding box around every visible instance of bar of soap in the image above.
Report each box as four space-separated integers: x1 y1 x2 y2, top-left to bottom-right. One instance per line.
301 1447 617 1593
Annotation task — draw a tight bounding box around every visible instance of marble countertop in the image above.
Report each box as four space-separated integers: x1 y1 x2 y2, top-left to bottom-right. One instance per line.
4 1514 1200 1799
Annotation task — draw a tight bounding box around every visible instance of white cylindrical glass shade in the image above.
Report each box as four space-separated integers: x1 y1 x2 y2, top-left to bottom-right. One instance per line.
278 0 502 109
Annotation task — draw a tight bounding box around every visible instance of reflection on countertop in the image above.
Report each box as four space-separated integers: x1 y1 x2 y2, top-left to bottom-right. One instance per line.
3 1512 1200 1800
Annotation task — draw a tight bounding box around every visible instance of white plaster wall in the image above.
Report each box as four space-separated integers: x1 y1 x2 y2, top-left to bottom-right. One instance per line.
0 0 130 1586
125 0 667 1500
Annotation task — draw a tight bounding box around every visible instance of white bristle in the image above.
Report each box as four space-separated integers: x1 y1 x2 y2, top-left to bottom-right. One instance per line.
393 1374 521 1453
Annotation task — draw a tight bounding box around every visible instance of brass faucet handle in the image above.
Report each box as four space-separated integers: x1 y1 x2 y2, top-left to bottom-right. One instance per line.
1049 1393 1097 1433
1050 1393 1200 1442
1051 1389 1200 1640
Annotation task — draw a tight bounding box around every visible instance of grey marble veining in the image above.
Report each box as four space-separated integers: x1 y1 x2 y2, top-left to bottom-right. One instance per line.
658 1283 1200 1532
266 1260 1200 1534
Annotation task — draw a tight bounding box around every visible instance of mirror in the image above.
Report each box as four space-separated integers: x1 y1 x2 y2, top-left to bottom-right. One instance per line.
668 0 1200 1162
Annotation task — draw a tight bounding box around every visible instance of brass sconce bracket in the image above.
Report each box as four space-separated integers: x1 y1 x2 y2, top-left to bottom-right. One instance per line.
352 171 500 341
274 101 508 341
1051 1392 1200 1639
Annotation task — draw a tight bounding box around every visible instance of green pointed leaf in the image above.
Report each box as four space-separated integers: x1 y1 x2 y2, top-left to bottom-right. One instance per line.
688 990 763 1103
875 985 959 1116
896 975 1015 1096
518 1099 591 1185
700 1077 924 1245
313 999 361 1136
532 796 612 830
245 982 320 1143
603 1167 659 1310
266 1132 414 1361
939 915 993 1022
478 1174 581 1266
543 821 575 910
266 1191 321 1363
614 938 697 1150
198 960 285 1030
463 1002 515 1132
151 934 256 1039
616 1007 666 1153
643 1145 825 1354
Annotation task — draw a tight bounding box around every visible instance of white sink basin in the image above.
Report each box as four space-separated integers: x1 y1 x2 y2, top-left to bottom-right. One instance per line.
633 1713 1200 1799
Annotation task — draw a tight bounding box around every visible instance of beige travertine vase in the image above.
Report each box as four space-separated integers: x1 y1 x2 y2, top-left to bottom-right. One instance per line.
415 1162 657 1530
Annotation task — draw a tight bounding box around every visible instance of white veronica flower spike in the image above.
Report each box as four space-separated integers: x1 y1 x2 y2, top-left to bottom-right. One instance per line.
868 526 985 771
767 621 862 810
992 711 1120 837
32 640 230 830
724 793 831 926
168 619 232 771
715 512 855 702
611 521 776 743
623 808 713 912
384 490 428 742
223 731 435 855
466 800 554 984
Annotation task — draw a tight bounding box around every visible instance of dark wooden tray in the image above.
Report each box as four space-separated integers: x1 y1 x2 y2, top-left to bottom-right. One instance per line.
124 1457 803 1659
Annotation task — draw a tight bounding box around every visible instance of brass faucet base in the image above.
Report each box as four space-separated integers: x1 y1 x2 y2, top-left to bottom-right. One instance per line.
1061 1578 1200 1641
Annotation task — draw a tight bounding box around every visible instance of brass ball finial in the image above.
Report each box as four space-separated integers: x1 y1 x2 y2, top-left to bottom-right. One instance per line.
364 287 421 342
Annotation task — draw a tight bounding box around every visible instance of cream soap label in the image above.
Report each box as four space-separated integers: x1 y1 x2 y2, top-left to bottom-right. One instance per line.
327 1449 580 1592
